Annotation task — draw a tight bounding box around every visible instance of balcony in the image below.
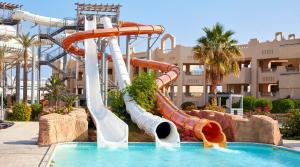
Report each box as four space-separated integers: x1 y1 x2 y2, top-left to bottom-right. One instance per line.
258 67 278 83
279 72 300 88
258 92 280 100
259 66 300 84
77 80 85 87
223 68 251 84
183 93 205 106
182 72 205 85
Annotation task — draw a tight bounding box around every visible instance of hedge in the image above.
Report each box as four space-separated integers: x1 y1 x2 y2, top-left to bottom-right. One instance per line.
272 99 295 113
243 96 257 111
181 101 197 110
254 99 273 110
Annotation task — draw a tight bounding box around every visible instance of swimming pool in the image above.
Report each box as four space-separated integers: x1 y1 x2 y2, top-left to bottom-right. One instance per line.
52 142 300 167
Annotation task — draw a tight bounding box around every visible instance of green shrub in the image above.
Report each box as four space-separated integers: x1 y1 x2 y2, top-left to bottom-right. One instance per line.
9 103 32 121
108 89 126 113
255 99 272 110
108 89 132 124
281 109 300 138
243 96 257 111
181 101 197 110
61 94 78 113
272 99 295 113
126 72 157 113
31 103 43 121
293 99 300 109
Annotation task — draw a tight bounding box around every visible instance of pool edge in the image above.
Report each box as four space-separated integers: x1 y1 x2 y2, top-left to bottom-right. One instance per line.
47 141 300 167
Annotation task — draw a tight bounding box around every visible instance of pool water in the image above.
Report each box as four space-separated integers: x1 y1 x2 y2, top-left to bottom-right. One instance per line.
52 142 300 167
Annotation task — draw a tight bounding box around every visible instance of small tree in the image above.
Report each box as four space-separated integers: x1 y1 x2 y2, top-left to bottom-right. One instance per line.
126 72 157 113
44 75 65 111
61 94 78 113
108 89 132 124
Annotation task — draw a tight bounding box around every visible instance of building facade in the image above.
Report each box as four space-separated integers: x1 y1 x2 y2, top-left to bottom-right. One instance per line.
58 32 300 107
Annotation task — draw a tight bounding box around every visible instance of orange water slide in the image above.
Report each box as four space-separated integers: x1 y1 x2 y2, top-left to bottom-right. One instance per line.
130 58 226 147
62 21 226 148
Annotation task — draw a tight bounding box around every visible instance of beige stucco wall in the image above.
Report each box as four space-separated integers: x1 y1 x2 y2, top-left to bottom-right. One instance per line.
57 32 300 108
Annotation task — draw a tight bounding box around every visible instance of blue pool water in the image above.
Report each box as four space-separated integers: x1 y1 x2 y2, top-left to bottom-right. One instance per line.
52 142 300 167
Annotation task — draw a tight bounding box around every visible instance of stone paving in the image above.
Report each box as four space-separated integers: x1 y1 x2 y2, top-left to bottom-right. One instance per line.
0 122 50 167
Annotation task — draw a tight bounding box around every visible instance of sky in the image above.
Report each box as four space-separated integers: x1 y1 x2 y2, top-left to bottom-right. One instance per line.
5 0 300 77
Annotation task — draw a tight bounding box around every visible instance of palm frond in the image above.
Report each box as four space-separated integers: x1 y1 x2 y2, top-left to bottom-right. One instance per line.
193 23 242 86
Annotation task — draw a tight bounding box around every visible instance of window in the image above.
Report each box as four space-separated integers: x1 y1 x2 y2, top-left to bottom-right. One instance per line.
78 88 83 95
183 64 204 75
78 72 84 80
108 69 113 75
189 86 204 97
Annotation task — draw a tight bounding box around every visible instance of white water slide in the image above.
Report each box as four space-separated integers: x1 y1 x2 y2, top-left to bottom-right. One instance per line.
101 17 180 147
84 17 128 147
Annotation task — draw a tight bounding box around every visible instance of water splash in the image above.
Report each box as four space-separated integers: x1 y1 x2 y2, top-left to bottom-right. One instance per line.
212 144 240 154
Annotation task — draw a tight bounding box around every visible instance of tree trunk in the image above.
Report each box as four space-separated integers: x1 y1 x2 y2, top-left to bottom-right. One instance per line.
23 49 28 103
210 84 217 106
31 47 35 104
16 61 20 103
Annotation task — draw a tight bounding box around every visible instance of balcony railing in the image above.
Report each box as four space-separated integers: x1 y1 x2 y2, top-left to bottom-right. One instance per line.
259 91 280 100
223 67 251 84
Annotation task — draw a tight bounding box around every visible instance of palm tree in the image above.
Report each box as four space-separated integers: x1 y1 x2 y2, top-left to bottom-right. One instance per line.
15 33 36 103
45 75 66 111
193 23 241 106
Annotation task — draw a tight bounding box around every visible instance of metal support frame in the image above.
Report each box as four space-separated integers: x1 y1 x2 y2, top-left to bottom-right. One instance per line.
170 81 174 101
37 34 42 102
147 34 152 60
75 58 79 107
31 46 36 104
100 40 108 106
125 35 131 75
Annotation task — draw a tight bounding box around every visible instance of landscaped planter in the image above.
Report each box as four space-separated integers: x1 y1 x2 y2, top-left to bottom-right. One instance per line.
187 110 282 145
38 108 88 146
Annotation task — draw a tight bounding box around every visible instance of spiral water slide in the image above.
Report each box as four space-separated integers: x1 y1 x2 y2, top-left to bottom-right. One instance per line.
62 16 226 147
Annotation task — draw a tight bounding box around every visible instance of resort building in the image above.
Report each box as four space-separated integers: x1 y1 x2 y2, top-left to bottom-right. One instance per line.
59 32 300 107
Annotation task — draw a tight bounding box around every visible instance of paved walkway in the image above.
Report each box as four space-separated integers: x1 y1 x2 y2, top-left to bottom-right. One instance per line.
0 122 50 167
283 139 300 151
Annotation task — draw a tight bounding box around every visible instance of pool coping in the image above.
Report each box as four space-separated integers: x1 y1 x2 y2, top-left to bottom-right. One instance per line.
45 141 300 167
40 144 56 167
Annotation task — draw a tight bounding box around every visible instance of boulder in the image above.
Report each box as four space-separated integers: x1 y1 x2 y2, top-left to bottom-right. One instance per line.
189 110 282 145
38 108 88 146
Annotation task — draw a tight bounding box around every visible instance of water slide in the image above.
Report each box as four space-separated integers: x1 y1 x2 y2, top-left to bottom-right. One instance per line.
62 17 180 147
62 18 226 148
130 59 227 147
8 9 226 147
10 10 129 147
84 17 128 147
12 10 75 27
